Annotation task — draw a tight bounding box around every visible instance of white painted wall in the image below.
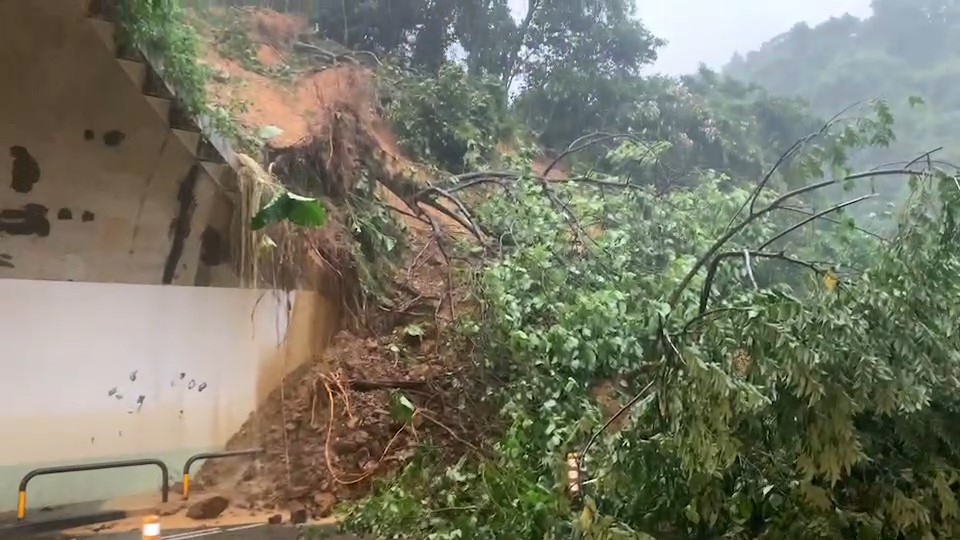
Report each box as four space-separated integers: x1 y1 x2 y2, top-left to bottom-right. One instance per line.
0 279 338 511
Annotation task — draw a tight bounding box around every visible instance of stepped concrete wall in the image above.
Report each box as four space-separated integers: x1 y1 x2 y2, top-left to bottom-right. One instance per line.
0 0 339 512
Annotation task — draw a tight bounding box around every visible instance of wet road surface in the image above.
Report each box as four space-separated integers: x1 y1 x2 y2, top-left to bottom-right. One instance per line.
34 523 361 539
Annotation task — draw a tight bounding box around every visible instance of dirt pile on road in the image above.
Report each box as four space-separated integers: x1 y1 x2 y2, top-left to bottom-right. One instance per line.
191 7 492 516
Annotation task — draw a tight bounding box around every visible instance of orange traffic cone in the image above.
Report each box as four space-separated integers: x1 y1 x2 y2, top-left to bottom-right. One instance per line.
142 515 161 539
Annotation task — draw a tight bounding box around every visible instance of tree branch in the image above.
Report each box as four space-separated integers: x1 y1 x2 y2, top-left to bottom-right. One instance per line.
503 0 541 87
415 186 486 242
759 193 878 250
543 133 657 179
779 206 887 242
698 251 826 315
728 102 865 229
668 168 920 308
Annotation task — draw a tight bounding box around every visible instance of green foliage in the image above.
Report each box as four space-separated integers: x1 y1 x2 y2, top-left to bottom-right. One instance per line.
725 0 960 170
382 64 511 172
346 102 960 538
251 191 327 230
345 192 406 302
117 0 239 142
206 7 298 80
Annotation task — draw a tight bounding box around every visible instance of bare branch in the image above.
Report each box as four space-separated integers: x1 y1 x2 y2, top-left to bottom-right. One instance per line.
417 198 486 243
728 102 866 229
779 206 887 242
906 146 945 169
579 380 656 462
543 133 658 178
698 250 827 314
668 168 920 309
680 307 750 336
743 249 758 289
503 0 541 87
415 186 486 242
759 193 878 250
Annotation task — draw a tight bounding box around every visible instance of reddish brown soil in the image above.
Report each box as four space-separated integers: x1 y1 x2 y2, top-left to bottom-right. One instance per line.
246 8 308 48
256 43 285 67
194 8 489 516
198 232 491 517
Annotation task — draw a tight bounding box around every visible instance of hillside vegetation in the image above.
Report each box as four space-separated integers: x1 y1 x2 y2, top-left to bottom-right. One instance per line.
128 1 960 538
726 0 960 167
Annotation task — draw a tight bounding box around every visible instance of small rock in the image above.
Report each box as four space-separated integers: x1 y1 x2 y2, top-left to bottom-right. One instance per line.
212 69 231 83
288 501 308 524
158 502 183 517
186 495 230 520
314 492 337 518
268 514 282 524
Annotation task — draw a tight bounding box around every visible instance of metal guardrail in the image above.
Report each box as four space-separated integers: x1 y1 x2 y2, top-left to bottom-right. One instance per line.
181 449 261 499
17 458 169 521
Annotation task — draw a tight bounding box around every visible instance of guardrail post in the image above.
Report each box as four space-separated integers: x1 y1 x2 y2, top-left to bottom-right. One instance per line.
181 449 262 499
16 458 169 521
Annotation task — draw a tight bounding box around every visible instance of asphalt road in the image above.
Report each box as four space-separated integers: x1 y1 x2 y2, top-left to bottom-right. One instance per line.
34 523 361 540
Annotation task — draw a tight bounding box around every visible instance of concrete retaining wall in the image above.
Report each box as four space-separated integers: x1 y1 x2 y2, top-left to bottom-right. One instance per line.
0 279 337 511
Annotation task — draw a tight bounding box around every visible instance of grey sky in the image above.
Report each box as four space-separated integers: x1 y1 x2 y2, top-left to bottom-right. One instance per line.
507 0 874 75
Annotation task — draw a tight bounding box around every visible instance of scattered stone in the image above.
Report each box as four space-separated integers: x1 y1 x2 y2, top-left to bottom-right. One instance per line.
212 68 231 83
158 502 183 517
268 514 283 524
186 495 230 520
288 501 308 524
314 492 337 518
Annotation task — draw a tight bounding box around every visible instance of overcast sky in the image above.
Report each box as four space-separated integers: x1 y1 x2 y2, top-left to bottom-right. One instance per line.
508 0 874 75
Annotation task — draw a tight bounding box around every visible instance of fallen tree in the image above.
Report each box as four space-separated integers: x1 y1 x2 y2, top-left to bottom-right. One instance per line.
343 102 960 539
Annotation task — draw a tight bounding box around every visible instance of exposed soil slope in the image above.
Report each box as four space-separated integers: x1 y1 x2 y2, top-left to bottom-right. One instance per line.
192 8 489 518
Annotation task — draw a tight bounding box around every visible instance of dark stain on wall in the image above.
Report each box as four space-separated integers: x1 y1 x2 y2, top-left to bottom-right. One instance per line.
0 253 13 268
57 208 73 220
102 130 126 147
0 204 50 236
162 164 200 284
199 226 226 266
83 130 95 141
9 146 40 194
81 210 95 222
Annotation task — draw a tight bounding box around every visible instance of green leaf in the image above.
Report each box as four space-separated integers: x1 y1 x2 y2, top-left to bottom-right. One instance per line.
251 191 327 230
389 391 416 423
684 503 700 524
404 323 425 337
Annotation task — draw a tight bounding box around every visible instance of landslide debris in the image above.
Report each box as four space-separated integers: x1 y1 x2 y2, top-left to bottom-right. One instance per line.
191 7 493 517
